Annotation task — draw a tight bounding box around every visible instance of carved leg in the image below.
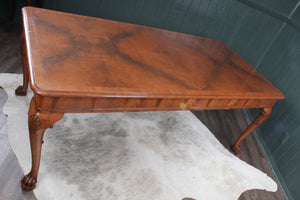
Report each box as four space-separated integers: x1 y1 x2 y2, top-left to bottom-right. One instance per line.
21 98 63 190
232 108 272 154
15 32 29 96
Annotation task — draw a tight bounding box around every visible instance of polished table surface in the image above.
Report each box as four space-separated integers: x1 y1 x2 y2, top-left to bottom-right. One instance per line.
24 7 283 100
17 7 284 190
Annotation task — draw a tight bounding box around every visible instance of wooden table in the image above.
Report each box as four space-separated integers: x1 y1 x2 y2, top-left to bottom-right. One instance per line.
16 7 284 190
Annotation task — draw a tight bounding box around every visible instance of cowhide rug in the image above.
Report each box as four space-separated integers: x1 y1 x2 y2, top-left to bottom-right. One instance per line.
0 73 277 200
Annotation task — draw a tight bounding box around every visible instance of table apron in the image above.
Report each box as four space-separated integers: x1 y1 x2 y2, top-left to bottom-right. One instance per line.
35 95 276 113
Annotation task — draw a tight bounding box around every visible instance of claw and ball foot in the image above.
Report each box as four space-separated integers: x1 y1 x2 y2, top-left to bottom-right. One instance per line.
231 145 241 154
21 98 63 190
15 86 28 96
21 173 37 190
232 108 272 154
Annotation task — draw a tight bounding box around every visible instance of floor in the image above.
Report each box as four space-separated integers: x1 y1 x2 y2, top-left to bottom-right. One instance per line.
0 19 36 200
0 18 286 200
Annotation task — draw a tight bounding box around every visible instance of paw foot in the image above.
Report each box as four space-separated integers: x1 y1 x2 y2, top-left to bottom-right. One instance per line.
21 173 37 190
231 145 241 154
15 86 27 96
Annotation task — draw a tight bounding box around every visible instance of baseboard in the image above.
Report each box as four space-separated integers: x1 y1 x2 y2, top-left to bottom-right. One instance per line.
244 109 294 200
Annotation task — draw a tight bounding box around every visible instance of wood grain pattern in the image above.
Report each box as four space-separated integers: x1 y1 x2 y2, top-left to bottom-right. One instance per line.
18 7 285 190
35 96 276 113
22 7 284 100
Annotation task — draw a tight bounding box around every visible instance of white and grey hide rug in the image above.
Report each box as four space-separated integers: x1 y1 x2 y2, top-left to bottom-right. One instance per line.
1 74 277 200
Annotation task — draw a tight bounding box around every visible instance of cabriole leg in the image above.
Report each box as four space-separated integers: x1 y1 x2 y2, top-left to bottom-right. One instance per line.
21 97 63 190
232 108 272 154
15 31 29 96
